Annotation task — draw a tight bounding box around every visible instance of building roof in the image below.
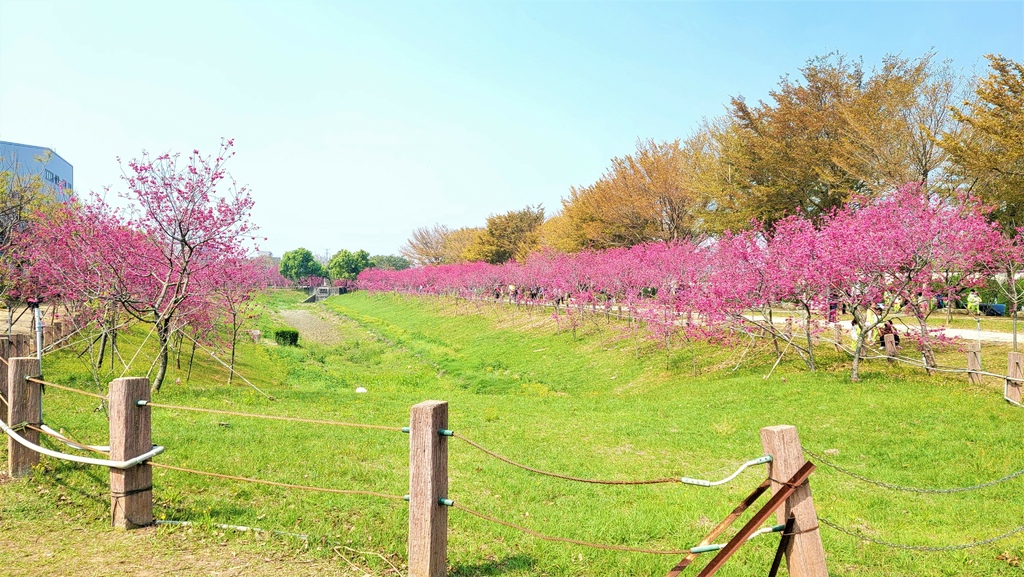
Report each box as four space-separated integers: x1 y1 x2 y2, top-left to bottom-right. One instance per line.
0 140 74 169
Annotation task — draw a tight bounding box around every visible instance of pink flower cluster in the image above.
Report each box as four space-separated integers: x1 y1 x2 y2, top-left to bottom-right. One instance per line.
359 184 1022 378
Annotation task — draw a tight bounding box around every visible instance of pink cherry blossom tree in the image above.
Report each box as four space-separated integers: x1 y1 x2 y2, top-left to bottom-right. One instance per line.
24 141 256 391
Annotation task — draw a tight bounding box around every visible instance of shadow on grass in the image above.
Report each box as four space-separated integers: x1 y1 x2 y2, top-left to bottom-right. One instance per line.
451 554 536 576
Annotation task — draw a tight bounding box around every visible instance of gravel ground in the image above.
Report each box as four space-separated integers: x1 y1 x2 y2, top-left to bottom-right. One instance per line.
276 308 344 346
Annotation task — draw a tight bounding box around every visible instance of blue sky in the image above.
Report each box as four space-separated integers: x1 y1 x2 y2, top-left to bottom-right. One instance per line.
1 0 1021 259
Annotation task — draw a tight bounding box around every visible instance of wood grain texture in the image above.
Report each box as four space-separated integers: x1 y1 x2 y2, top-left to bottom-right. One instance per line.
760 425 829 577
109 377 153 529
967 343 982 385
1007 352 1023 405
7 357 41 477
0 337 9 423
408 400 448 577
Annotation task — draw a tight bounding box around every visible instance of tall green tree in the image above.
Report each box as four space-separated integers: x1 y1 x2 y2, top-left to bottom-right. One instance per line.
940 54 1024 230
327 249 371 280
279 247 324 281
725 52 866 228
557 139 706 249
836 52 966 195
369 254 410 271
463 205 544 264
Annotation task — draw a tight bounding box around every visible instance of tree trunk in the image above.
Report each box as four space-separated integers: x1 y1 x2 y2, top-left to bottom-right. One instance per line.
917 316 936 373
850 309 865 381
766 307 780 356
802 304 816 371
1014 309 1019 353
851 334 864 381
152 320 170 392
229 314 240 386
186 337 197 385
110 328 117 371
96 330 108 370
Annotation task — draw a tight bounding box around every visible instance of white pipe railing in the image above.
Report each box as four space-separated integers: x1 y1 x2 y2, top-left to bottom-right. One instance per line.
0 420 162 469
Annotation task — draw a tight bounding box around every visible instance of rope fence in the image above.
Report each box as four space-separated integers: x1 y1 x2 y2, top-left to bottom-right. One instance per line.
139 401 405 432
453 431 769 487
27 377 109 401
7 334 1024 575
150 462 407 501
452 501 693 555
804 448 1024 494
818 516 1024 552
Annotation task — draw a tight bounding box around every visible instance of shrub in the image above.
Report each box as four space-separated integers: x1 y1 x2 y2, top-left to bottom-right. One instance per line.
274 329 299 346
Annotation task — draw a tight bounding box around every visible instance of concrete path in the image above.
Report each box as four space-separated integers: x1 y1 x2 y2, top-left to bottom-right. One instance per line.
831 319 1015 344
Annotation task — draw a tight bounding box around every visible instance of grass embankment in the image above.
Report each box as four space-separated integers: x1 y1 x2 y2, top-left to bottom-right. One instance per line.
2 290 1024 576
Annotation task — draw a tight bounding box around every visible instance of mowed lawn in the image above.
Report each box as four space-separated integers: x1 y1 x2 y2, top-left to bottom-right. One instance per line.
2 289 1023 576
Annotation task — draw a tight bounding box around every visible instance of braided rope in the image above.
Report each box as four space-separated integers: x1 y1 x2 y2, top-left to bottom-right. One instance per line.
819 516 1024 551
805 449 1024 494
26 377 108 400
452 433 678 485
452 502 692 554
151 462 406 501
143 402 404 432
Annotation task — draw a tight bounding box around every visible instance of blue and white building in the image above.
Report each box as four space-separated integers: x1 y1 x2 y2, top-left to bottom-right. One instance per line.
0 140 74 202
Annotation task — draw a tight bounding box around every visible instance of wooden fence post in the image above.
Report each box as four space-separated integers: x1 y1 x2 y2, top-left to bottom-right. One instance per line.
0 336 9 423
760 425 829 577
967 343 982 385
10 334 27 357
409 400 448 577
109 377 153 529
883 334 897 362
832 324 842 353
1007 352 1023 405
7 357 42 477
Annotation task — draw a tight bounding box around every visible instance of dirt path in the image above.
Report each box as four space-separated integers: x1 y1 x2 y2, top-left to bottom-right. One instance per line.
276 308 344 346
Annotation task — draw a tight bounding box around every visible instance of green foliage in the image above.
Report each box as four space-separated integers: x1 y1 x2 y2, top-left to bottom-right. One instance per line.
274 329 299 346
463 205 544 264
8 289 1024 576
327 249 371 280
369 254 410 271
278 247 324 281
940 54 1024 231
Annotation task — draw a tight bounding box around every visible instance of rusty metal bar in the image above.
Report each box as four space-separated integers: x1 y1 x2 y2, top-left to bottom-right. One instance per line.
695 461 816 577
768 514 797 577
664 479 772 576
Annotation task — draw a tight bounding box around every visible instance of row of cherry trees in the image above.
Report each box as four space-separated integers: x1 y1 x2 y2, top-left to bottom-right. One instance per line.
8 141 276 391
360 184 1024 380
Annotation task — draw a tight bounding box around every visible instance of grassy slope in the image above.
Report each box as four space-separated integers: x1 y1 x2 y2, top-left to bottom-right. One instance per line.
2 289 1023 576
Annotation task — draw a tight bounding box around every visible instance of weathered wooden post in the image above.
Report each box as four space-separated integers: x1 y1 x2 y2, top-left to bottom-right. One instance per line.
832 324 842 353
966 342 982 385
409 400 448 577
10 334 28 357
52 321 63 343
1007 352 1023 405
0 336 9 422
883 334 897 363
760 425 829 577
109 377 153 529
7 357 42 477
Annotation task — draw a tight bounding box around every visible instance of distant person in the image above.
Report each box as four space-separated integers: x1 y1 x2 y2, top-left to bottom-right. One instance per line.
828 294 839 323
878 320 900 347
967 289 982 315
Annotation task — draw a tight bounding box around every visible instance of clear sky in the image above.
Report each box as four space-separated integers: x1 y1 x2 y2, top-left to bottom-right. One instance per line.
1 0 1022 259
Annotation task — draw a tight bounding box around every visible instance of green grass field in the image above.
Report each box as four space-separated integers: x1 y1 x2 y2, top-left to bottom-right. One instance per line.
3 290 1024 576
